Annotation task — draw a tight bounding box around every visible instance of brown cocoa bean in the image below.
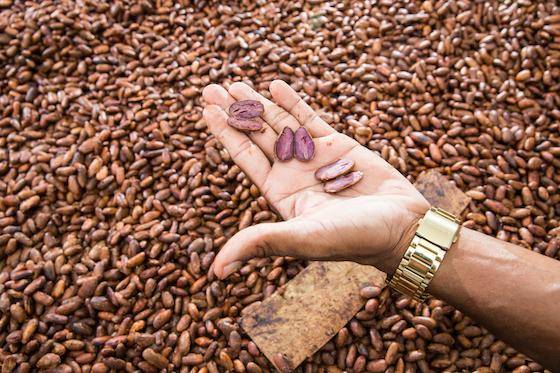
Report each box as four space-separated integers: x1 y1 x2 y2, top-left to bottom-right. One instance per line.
366 359 387 372
142 348 169 369
272 353 291 373
36 353 61 369
0 2 555 372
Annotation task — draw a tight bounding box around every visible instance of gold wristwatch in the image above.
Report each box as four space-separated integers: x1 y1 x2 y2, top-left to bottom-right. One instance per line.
388 207 461 302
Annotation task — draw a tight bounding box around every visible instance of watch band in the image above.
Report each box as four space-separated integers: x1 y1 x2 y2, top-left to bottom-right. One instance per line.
388 207 461 302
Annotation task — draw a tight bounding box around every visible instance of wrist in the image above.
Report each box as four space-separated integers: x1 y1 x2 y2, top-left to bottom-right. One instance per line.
358 194 430 275
380 214 423 277
375 205 427 275
385 215 423 275
388 206 462 302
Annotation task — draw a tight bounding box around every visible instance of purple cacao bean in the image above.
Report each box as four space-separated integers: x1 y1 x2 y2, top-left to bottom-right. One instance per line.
323 171 364 193
227 117 263 132
229 100 264 119
294 127 315 161
275 127 294 161
314 158 355 181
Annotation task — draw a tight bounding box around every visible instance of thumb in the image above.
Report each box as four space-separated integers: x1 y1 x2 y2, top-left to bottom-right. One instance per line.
212 221 308 279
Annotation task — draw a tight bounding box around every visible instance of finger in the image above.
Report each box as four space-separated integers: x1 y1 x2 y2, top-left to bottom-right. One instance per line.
228 82 301 134
203 84 276 161
203 105 271 187
269 80 335 137
212 221 307 279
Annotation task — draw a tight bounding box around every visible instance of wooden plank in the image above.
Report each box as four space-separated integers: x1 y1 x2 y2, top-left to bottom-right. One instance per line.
414 169 471 216
240 171 471 371
240 262 385 371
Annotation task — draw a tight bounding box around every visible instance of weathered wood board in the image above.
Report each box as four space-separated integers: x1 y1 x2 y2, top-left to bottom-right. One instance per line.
240 262 385 371
414 169 471 216
240 170 470 371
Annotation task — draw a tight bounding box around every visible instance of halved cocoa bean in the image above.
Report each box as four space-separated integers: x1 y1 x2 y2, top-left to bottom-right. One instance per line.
229 100 264 119
315 158 355 181
323 171 364 193
275 127 294 161
227 117 263 132
294 127 315 161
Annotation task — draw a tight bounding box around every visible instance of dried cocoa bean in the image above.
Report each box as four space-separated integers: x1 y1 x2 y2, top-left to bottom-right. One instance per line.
142 348 169 369
0 0 556 372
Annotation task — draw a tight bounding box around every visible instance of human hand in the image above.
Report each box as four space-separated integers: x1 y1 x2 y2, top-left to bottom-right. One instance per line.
202 80 429 279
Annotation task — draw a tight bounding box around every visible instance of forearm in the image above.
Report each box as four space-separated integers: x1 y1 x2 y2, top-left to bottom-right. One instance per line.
427 228 560 370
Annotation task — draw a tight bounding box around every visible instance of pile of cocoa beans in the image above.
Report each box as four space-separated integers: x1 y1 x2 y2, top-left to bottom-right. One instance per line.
0 0 558 372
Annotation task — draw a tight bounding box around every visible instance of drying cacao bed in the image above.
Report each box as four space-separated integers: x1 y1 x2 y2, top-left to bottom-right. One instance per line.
0 0 559 372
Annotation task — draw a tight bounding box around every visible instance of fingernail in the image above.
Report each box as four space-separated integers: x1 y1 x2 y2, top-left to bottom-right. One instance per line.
222 261 243 278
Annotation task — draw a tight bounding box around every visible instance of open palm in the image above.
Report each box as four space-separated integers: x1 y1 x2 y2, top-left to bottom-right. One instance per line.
203 80 428 278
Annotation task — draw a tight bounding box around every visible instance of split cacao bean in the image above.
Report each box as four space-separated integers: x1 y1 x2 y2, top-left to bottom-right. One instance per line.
229 100 264 119
275 127 294 161
227 117 263 132
315 158 355 181
323 171 364 193
294 127 315 161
